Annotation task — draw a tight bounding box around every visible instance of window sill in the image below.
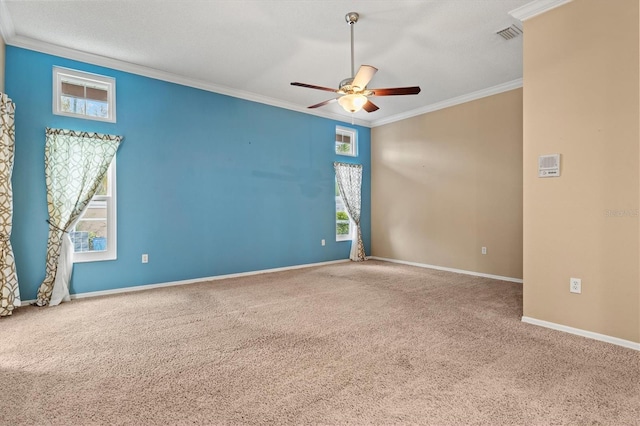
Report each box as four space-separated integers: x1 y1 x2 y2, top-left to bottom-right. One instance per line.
73 252 117 263
336 237 353 242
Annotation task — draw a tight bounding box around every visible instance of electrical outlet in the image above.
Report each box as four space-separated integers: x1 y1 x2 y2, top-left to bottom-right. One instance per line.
481 247 487 255
321 239 326 246
570 277 581 294
142 254 149 264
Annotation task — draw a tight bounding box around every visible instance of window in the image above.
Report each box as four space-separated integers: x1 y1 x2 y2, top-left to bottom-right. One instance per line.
336 180 355 241
53 67 116 123
70 159 117 262
336 126 357 156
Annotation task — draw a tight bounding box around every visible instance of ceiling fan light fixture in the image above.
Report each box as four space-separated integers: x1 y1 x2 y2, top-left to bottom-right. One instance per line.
290 11 420 114
338 94 367 113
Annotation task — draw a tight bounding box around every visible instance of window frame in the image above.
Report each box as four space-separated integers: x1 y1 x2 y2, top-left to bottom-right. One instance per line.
53 66 117 123
335 180 356 242
72 159 117 263
335 126 358 157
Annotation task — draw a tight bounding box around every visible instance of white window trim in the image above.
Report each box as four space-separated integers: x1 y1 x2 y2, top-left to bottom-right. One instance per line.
73 159 117 263
53 66 117 123
336 125 358 157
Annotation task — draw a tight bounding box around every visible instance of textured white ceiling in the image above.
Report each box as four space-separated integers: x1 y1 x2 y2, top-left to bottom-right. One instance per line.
1 0 529 126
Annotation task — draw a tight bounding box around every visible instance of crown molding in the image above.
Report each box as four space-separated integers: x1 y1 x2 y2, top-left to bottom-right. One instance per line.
509 0 572 22
1 0 526 130
0 0 15 42
3 32 524 131
370 78 523 127
9 29 525 130
4 32 372 128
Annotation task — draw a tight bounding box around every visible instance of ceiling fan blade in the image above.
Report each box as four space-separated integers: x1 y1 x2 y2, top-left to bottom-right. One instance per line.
308 98 338 109
352 65 378 90
291 82 338 93
363 100 379 113
370 86 421 96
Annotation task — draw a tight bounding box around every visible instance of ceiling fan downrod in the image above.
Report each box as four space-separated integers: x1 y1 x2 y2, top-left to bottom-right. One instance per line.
346 12 359 79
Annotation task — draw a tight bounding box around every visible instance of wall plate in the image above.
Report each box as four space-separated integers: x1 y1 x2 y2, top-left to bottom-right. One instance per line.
539 153 561 177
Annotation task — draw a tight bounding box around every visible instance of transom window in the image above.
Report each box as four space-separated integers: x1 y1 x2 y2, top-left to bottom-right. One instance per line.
53 67 116 123
336 126 357 157
70 159 117 262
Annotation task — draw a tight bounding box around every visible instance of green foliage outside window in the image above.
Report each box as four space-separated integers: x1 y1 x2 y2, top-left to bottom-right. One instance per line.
337 211 350 235
336 143 351 154
337 223 350 235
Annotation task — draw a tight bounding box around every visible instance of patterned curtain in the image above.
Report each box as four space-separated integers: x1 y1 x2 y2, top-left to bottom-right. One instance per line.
334 162 366 262
0 93 20 316
36 128 122 307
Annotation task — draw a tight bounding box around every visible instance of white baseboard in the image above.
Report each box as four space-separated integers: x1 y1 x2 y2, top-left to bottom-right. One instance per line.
369 256 523 283
521 316 640 351
20 258 351 305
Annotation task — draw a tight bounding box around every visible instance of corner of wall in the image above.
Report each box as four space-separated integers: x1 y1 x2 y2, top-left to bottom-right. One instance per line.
371 88 524 279
522 0 639 343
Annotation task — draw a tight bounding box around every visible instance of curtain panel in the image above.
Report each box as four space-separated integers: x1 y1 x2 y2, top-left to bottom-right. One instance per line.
334 162 366 262
36 128 122 306
0 93 19 316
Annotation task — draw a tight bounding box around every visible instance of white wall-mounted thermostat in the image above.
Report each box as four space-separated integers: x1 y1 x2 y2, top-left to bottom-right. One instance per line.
538 154 561 177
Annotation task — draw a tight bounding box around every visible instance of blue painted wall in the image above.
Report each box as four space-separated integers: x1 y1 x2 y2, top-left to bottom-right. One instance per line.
7 46 371 299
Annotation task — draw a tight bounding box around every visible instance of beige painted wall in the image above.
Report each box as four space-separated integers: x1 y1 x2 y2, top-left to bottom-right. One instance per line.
372 89 523 279
523 0 639 343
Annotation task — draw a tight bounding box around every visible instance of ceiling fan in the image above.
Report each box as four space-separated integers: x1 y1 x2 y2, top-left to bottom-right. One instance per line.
291 12 421 114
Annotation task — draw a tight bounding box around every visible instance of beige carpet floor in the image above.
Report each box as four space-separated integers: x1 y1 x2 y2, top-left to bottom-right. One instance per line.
2 260 638 425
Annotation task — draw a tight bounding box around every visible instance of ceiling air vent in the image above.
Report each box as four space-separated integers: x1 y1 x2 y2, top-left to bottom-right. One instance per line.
496 25 523 40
